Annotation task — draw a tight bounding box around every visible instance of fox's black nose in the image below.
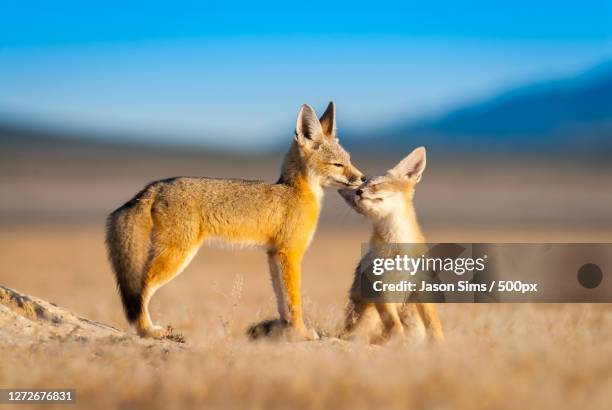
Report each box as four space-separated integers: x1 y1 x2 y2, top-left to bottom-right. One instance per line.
356 189 363 196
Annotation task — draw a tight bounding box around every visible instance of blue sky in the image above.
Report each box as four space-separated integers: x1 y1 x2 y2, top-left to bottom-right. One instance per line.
0 1 610 149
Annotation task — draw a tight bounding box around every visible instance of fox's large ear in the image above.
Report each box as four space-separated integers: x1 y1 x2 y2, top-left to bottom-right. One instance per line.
319 101 336 139
295 104 324 147
389 147 427 183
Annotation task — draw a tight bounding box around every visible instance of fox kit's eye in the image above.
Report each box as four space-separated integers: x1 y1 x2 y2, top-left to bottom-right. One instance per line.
332 163 344 168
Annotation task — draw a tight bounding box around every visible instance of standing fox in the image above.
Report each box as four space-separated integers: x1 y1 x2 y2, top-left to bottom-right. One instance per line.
106 102 365 340
339 147 444 344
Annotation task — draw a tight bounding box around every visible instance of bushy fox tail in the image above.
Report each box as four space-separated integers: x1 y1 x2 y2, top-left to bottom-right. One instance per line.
105 185 157 323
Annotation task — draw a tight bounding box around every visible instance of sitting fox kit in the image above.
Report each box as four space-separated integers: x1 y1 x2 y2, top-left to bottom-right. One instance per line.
106 102 364 339
339 147 444 343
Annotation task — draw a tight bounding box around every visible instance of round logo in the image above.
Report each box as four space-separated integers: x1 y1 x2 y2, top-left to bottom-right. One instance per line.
577 263 603 289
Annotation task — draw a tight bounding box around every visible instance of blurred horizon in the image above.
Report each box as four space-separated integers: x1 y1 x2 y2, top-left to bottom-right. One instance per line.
1 2 612 240
1 1 611 152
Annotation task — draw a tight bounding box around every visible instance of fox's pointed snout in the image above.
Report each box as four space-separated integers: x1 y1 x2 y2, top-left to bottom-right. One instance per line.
348 173 367 187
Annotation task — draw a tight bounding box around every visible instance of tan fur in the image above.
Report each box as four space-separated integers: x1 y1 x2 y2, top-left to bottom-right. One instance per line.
106 102 364 339
339 147 444 344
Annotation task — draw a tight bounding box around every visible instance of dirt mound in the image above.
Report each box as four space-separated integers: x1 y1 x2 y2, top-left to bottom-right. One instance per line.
0 285 183 349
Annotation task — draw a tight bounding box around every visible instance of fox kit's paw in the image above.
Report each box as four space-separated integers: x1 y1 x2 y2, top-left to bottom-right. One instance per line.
430 332 445 345
247 319 319 342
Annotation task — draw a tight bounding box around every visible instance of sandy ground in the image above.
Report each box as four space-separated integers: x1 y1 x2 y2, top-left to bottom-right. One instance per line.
2 223 612 409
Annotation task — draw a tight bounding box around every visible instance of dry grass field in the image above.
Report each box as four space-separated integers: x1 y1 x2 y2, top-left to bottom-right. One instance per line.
2 223 612 410
1 140 612 409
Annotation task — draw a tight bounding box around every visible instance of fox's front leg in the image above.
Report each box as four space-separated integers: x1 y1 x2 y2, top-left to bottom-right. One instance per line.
276 250 318 340
249 250 318 341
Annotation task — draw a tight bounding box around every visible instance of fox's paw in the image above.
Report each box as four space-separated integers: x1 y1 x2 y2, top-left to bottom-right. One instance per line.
296 325 320 341
247 319 319 342
137 324 168 339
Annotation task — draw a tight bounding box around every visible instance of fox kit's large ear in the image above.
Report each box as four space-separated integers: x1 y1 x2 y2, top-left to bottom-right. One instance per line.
295 104 324 148
389 147 427 183
319 101 336 139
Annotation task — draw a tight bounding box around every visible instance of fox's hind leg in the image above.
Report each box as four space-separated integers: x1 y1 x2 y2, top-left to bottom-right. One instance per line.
136 233 201 338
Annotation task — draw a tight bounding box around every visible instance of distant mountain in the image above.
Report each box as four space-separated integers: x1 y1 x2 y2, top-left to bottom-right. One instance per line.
348 61 612 155
2 60 611 157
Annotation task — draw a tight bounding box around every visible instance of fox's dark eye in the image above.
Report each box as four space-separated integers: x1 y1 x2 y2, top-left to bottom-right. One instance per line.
332 163 344 168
